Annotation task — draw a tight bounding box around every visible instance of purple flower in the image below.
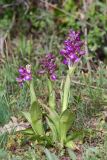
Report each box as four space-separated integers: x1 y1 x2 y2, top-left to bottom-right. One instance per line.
60 29 85 66
16 64 32 87
38 53 57 80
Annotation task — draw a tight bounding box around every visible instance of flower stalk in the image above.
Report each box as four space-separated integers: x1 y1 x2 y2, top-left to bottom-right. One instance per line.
47 78 56 110
30 80 37 105
62 65 76 112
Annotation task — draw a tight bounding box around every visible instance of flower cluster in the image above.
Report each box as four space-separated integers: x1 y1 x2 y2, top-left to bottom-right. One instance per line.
60 29 85 65
16 29 85 85
38 53 57 80
16 65 32 87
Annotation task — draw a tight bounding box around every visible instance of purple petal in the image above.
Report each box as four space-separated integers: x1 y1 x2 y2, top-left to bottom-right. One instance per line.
74 57 80 63
63 59 68 65
16 77 23 83
79 50 85 55
69 54 76 60
38 70 46 74
18 67 25 74
23 75 32 81
60 49 66 55
50 74 57 80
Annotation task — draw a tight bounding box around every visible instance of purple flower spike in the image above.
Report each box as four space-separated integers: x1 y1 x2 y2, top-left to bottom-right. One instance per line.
38 53 57 81
16 64 32 87
60 29 85 66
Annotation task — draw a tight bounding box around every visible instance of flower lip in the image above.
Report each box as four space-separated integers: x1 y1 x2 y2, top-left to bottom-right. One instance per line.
18 67 25 74
50 74 57 81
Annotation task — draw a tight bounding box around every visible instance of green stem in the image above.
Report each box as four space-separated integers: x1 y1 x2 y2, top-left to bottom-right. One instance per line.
62 66 76 112
30 81 37 105
47 78 56 110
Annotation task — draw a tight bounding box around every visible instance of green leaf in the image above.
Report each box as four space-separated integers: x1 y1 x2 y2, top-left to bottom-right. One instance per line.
67 148 76 160
21 128 34 135
66 131 84 142
22 111 32 124
60 109 75 143
66 140 76 149
30 101 44 135
47 109 60 140
46 117 58 141
44 149 59 160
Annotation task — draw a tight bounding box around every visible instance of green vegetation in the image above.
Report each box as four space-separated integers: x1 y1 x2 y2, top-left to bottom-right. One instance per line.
0 0 107 159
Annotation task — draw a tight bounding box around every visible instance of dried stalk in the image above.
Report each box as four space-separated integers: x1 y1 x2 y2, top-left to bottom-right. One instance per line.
0 14 15 57
71 80 107 92
83 0 91 76
40 0 75 17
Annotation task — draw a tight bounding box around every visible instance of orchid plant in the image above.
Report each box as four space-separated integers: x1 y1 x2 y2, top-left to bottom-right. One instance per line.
16 29 85 148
